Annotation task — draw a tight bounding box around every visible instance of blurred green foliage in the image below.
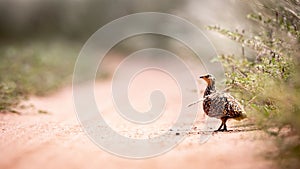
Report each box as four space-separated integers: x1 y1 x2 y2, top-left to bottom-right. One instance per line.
0 81 24 112
208 0 300 168
0 40 80 112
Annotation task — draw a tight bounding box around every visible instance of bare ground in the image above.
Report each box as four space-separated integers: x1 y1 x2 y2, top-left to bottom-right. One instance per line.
0 84 276 169
0 56 276 169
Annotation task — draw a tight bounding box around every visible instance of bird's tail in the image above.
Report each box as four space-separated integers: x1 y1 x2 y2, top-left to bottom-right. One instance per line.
235 111 247 121
241 111 247 119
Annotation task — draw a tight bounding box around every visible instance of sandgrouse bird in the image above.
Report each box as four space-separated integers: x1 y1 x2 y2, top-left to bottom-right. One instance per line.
200 74 247 131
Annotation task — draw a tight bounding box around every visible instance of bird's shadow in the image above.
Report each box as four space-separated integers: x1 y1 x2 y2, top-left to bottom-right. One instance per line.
186 123 259 136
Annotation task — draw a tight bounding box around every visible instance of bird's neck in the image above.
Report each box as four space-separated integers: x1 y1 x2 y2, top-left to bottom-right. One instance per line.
204 82 216 97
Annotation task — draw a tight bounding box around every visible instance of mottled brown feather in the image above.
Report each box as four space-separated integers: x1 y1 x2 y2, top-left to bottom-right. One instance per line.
203 92 245 120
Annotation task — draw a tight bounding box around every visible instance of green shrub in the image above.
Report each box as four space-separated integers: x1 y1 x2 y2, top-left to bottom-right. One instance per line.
208 0 300 168
0 81 24 112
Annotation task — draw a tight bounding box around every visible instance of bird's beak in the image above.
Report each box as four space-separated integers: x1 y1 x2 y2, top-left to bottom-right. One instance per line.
199 75 205 79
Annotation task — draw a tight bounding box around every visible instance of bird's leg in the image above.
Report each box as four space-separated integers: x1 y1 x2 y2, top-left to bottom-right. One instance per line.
222 117 228 131
223 122 227 131
221 117 233 132
214 120 224 132
215 117 228 132
216 123 223 131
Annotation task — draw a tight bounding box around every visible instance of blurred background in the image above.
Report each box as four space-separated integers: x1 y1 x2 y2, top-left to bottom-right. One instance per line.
1 1 300 169
0 0 251 41
0 0 253 98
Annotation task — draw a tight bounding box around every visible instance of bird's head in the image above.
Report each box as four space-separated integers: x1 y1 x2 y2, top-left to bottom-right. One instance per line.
199 74 215 86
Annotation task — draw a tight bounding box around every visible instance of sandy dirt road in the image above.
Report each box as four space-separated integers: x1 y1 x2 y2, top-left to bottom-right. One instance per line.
0 84 275 169
0 56 275 169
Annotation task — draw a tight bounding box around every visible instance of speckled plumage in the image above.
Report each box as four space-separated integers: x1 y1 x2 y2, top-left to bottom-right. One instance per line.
200 74 246 131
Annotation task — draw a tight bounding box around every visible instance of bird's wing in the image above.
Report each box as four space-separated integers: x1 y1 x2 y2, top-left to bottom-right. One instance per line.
204 92 228 118
222 93 246 118
205 92 245 119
